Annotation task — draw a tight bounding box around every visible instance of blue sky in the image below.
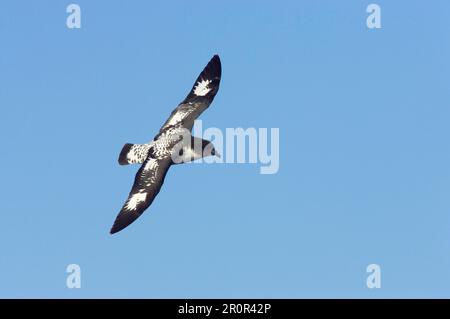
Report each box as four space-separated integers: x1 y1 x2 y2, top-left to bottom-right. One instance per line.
1 0 450 298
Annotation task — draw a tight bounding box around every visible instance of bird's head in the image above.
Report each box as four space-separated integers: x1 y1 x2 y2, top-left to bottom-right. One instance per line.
202 140 220 158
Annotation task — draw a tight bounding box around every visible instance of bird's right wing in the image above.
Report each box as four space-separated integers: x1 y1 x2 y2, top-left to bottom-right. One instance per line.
110 156 172 234
159 55 222 132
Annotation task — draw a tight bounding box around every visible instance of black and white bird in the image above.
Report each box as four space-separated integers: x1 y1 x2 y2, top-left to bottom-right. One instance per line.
110 55 222 234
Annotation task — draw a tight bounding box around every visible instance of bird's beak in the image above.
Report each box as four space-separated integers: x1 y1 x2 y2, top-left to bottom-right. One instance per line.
215 151 221 158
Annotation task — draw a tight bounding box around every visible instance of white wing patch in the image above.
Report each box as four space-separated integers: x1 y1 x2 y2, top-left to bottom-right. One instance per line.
193 79 211 96
125 192 147 211
164 108 194 127
127 144 151 164
143 158 161 185
166 112 185 126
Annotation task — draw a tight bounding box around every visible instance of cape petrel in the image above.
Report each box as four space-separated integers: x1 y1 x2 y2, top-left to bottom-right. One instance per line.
110 55 222 234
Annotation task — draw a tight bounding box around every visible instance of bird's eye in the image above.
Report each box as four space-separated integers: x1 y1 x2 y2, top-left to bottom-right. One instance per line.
211 149 215 155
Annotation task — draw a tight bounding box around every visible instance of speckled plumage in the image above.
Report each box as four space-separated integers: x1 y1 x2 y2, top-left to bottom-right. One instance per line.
110 55 222 234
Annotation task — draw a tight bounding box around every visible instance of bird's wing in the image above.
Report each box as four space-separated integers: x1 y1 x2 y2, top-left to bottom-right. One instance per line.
110 156 172 234
160 55 221 132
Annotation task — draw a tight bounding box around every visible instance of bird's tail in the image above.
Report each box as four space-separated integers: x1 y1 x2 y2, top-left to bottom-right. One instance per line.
118 143 151 165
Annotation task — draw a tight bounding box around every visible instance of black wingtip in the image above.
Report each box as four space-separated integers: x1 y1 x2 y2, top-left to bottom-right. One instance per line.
184 54 222 101
109 219 128 235
204 54 221 80
197 54 221 83
109 220 122 234
212 54 220 63
110 208 142 235
110 215 127 234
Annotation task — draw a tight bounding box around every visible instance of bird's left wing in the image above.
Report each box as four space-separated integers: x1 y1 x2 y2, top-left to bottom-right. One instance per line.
159 55 222 132
110 156 172 234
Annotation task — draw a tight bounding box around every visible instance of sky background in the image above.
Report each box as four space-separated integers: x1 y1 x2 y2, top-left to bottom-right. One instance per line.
1 0 450 298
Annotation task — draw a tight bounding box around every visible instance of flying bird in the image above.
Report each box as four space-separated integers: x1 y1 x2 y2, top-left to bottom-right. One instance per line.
110 55 222 234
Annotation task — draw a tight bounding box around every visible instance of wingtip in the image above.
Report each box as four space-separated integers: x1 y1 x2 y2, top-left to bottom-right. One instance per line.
109 217 127 234
211 54 221 69
109 207 143 235
109 225 119 235
109 219 128 235
202 54 221 81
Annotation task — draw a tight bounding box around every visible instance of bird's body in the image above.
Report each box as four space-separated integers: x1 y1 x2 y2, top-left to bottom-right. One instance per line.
110 55 222 234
